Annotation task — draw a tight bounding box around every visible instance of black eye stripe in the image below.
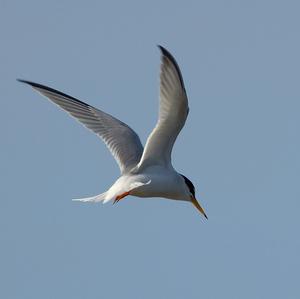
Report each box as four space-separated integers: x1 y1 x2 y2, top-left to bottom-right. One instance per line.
180 174 195 197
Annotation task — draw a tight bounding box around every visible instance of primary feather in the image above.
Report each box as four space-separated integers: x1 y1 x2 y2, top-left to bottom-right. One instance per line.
138 46 189 169
17 79 143 174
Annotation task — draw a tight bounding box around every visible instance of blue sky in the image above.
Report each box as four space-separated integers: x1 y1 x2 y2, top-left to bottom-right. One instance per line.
1 1 300 298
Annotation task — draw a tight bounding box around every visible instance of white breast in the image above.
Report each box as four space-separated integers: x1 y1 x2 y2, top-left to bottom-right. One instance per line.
130 167 190 201
106 166 190 202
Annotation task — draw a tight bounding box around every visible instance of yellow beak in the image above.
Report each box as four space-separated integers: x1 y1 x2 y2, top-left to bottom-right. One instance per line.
191 196 208 219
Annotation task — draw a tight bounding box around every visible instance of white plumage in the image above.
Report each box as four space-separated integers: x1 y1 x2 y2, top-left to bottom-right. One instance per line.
18 46 207 218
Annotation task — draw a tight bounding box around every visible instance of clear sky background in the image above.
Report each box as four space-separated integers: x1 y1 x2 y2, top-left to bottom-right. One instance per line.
1 1 300 298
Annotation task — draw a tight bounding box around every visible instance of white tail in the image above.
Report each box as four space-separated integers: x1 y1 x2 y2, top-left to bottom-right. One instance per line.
72 192 107 203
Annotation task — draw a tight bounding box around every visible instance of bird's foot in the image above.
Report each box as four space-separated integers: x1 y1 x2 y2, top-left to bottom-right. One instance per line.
113 191 130 204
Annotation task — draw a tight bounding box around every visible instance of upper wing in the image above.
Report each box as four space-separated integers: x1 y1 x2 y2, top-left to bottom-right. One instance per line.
138 46 189 169
18 80 143 174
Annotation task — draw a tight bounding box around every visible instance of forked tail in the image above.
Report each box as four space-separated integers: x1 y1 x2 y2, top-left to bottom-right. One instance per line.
72 192 107 203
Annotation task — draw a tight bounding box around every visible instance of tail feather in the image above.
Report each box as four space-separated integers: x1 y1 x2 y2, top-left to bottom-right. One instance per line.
72 192 107 203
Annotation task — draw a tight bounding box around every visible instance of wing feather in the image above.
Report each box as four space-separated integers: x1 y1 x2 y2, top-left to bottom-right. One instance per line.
18 80 143 174
138 46 189 169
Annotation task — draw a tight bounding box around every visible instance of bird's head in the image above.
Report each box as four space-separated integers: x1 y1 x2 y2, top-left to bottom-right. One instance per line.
180 174 207 219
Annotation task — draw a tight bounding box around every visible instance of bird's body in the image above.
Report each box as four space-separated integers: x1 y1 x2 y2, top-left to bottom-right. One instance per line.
18 46 207 218
110 166 189 200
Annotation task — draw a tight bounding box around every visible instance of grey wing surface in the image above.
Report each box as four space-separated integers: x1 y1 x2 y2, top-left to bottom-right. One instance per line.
138 46 189 169
18 80 143 174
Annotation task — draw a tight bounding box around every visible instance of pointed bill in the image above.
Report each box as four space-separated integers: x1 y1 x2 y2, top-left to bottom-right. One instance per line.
191 196 208 219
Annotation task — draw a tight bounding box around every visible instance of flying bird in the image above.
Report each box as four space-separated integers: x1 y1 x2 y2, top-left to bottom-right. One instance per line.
18 46 207 218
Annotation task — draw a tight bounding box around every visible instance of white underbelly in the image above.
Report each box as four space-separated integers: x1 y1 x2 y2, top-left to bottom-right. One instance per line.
130 172 185 200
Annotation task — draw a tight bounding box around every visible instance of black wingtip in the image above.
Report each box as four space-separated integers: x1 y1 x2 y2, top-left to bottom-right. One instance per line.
17 79 45 89
157 45 173 59
157 44 165 52
17 79 42 89
157 45 185 89
17 79 90 107
17 78 28 84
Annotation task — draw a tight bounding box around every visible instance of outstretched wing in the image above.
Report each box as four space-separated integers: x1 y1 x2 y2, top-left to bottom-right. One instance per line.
18 80 143 174
138 46 189 169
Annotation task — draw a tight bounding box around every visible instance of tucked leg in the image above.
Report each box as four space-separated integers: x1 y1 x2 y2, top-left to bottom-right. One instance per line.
113 191 130 204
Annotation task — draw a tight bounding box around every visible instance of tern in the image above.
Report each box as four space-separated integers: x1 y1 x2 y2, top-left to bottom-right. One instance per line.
18 46 207 218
